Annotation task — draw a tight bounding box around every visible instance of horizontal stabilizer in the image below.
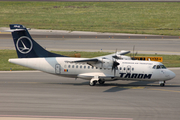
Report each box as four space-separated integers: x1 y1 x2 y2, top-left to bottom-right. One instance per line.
6 29 25 32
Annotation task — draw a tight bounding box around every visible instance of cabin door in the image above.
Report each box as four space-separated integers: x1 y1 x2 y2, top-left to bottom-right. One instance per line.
126 65 131 74
55 64 61 74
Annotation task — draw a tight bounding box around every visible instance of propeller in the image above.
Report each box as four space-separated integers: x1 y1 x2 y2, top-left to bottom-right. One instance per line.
112 49 119 59
111 49 120 76
131 45 137 60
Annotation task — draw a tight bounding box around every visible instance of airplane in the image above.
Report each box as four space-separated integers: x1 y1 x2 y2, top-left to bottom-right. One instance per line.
7 24 176 86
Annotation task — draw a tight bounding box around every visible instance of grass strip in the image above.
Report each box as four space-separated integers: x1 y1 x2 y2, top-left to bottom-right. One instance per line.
0 50 180 71
0 2 180 36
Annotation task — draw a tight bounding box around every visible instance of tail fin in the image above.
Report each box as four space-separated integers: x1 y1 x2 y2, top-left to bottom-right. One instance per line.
9 24 66 58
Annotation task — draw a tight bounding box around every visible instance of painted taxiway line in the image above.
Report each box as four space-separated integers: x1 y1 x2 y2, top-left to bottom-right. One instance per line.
0 32 10 34
0 71 41 73
0 115 133 120
148 88 180 93
0 117 132 120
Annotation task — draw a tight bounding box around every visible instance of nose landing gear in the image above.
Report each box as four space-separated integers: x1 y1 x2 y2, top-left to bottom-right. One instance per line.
159 81 166 87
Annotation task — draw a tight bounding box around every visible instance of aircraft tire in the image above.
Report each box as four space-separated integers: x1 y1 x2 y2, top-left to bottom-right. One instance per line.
89 81 97 86
99 80 105 85
160 83 165 87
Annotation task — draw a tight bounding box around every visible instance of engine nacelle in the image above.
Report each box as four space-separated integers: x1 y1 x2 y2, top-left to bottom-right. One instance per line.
93 59 113 69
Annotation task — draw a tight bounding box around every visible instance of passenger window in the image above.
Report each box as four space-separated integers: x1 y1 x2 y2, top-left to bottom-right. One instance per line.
72 65 74 68
88 66 90 69
96 67 98 69
80 66 82 69
84 66 86 69
132 68 134 71
120 67 122 70
76 65 78 68
124 67 126 70
68 65 71 68
92 66 94 69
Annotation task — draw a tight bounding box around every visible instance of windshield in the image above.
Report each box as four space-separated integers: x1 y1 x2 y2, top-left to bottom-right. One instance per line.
152 65 166 69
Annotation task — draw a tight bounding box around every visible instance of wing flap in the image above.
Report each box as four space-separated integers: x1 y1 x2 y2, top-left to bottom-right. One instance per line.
6 29 26 32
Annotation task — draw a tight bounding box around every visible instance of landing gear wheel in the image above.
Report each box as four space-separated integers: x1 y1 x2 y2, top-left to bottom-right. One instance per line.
89 81 97 86
98 80 105 85
159 81 165 87
160 83 165 87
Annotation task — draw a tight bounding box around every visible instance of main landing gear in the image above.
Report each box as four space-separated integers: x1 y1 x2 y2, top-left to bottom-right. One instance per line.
89 76 105 86
159 81 166 87
89 80 105 86
98 79 105 85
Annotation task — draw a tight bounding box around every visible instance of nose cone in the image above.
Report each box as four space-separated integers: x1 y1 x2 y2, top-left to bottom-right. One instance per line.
170 70 176 79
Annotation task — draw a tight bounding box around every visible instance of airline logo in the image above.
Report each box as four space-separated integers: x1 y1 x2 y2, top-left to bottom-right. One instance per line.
120 73 152 79
16 36 33 54
64 69 68 72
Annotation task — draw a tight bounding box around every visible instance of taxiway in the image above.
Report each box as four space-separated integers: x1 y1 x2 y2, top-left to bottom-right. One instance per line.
0 68 180 120
0 30 180 120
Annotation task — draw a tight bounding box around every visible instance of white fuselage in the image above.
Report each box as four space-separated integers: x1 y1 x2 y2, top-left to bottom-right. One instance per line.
9 57 175 82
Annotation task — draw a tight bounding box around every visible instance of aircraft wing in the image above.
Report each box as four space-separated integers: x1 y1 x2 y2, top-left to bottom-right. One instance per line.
71 58 101 65
71 50 130 67
72 50 130 63
95 50 130 60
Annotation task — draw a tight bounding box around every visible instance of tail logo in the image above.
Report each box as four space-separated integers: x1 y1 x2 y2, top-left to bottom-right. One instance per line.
16 36 33 54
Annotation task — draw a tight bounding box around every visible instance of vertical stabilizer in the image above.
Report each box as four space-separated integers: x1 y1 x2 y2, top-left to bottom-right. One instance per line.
9 24 66 58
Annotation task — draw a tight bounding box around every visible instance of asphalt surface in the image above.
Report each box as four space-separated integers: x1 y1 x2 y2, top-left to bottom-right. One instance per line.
1 28 179 55
1 0 180 1
0 68 180 120
0 29 180 120
0 37 179 55
0 32 179 39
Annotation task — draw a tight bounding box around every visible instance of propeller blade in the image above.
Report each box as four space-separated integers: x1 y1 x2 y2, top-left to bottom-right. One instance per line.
133 45 135 58
112 49 120 76
112 61 119 69
112 55 120 59
131 45 137 60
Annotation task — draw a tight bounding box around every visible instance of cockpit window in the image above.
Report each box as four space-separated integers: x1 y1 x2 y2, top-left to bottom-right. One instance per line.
153 65 156 69
160 65 166 69
157 65 161 69
153 65 166 69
